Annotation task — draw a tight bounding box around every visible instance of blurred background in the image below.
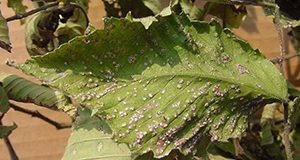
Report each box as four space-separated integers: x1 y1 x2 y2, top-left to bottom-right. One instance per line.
0 0 298 159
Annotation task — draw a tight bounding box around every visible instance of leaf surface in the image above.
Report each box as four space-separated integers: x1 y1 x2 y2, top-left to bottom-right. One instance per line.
62 108 132 160
14 12 287 157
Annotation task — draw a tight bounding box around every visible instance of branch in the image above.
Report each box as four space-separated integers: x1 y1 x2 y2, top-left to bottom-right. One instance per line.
3 137 19 160
6 2 59 22
204 0 276 8
10 103 71 129
283 102 293 160
270 53 300 64
274 5 293 160
0 121 19 160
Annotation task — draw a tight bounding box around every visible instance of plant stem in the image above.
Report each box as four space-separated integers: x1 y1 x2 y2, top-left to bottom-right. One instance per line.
6 2 59 22
0 121 19 160
3 137 19 160
283 102 293 160
274 4 293 160
270 53 300 64
203 0 276 8
10 103 71 129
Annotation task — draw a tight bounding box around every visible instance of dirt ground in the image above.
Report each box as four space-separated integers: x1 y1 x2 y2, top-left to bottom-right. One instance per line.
0 1 299 160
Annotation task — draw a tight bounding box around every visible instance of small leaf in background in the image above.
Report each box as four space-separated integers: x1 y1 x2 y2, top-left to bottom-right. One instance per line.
207 3 247 28
288 97 300 159
0 84 10 117
0 11 12 52
25 10 60 56
25 6 88 56
62 108 132 160
206 143 236 160
259 103 279 145
0 123 17 139
55 7 89 45
142 0 167 15
7 0 28 24
0 73 75 117
7 0 27 14
13 11 287 157
172 0 203 20
287 81 300 97
289 97 300 128
263 0 300 28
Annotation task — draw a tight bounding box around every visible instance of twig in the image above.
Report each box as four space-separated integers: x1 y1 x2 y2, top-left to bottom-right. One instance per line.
208 0 276 8
0 121 19 160
233 138 246 158
274 5 293 160
10 103 71 129
6 2 59 22
274 7 285 75
3 137 19 160
270 53 300 64
283 102 293 160
234 0 275 8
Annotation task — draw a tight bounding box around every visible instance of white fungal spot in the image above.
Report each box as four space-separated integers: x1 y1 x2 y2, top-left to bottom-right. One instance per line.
236 64 250 74
97 142 103 152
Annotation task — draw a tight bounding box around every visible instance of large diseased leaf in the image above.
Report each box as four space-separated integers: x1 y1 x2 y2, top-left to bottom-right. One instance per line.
13 12 287 157
0 11 11 52
0 73 75 116
62 108 131 160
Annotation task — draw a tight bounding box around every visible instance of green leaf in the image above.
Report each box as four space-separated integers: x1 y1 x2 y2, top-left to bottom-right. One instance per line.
142 0 166 15
7 0 27 15
263 0 300 28
260 103 279 145
289 97 300 159
0 123 17 138
55 8 89 45
25 10 59 56
289 97 300 128
0 84 10 118
206 3 247 28
206 143 235 160
0 11 11 52
25 8 88 56
0 73 75 116
287 81 300 97
172 0 203 20
14 12 287 157
7 0 28 24
62 107 132 160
